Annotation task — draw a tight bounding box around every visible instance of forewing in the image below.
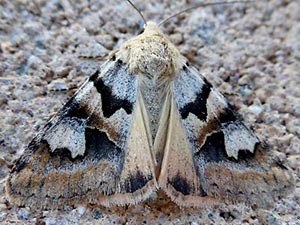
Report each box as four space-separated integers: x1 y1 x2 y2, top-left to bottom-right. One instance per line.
6 58 157 208
158 65 294 208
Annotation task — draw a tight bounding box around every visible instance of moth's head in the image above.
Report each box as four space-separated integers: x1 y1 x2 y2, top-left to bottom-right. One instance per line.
142 21 161 35
120 20 180 80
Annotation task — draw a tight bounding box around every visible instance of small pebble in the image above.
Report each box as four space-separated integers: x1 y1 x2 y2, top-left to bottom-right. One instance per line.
190 222 199 225
248 104 263 115
76 43 108 58
0 93 8 106
45 218 59 225
0 158 8 179
76 60 99 76
92 209 102 219
286 137 300 154
265 212 279 225
287 155 300 170
17 208 30 220
77 206 86 216
47 79 68 91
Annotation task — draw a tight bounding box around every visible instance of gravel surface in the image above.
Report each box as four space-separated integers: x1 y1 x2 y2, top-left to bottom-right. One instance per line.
0 0 299 224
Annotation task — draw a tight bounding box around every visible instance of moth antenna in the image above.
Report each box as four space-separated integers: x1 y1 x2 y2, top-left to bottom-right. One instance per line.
159 0 254 26
126 0 147 26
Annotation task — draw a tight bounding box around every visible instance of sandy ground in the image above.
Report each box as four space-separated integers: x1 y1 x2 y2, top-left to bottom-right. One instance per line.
0 0 299 224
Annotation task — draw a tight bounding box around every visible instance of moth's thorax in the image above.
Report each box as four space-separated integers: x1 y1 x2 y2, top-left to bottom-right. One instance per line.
117 21 182 79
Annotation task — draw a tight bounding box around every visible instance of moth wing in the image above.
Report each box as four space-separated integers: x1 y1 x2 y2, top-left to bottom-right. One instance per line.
6 58 157 209
158 65 294 208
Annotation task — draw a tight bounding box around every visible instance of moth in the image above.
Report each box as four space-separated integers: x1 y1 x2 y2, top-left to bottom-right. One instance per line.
6 4 294 209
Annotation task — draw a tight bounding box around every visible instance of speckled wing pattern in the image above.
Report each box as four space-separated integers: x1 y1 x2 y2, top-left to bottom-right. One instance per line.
6 58 157 208
6 21 293 209
157 65 294 208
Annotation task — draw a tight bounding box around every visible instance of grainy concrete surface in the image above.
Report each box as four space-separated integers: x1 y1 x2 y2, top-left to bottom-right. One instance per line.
0 0 299 224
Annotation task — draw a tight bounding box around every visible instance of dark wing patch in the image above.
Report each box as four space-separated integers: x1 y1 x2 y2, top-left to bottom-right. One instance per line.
63 96 91 119
218 104 239 124
195 131 256 163
91 60 134 118
168 174 192 195
123 171 153 193
41 127 124 168
85 128 123 162
179 77 212 121
94 77 133 117
196 131 227 163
